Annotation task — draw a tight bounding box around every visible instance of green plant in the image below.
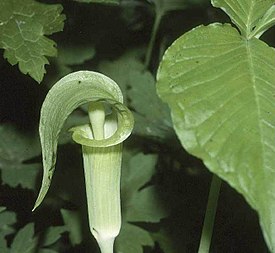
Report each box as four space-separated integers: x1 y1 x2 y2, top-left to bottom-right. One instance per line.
33 71 134 253
0 0 274 252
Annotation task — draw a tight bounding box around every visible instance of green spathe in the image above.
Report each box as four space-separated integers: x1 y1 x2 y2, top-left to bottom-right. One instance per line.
33 71 134 253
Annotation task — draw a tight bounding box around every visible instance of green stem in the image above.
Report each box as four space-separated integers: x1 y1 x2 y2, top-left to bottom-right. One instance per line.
98 238 115 253
145 12 162 69
198 175 222 253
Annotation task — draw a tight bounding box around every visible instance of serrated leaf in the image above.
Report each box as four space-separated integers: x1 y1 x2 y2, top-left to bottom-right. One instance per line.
211 0 275 38
73 0 119 5
0 0 65 82
0 124 41 189
116 223 154 253
157 23 275 251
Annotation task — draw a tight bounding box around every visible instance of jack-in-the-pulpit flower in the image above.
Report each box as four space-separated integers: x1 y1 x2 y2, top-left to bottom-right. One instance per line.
33 71 134 253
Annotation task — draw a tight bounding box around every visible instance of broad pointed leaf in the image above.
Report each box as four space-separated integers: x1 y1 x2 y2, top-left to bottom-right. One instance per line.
0 0 65 82
211 0 275 38
157 23 275 251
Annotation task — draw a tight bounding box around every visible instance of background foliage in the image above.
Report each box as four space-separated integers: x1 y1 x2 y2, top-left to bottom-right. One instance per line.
0 0 274 252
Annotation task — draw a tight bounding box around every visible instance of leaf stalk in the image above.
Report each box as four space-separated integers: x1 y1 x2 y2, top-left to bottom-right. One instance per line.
145 12 162 69
198 175 221 253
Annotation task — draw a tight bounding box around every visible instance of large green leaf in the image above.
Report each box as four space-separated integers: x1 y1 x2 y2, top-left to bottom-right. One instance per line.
211 0 275 38
156 22 275 253
0 0 65 82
